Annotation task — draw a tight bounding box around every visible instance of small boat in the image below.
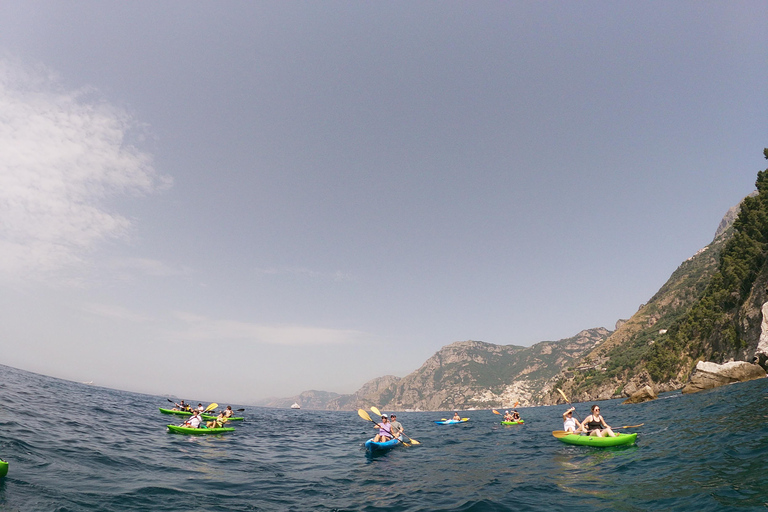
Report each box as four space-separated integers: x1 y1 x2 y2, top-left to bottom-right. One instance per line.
365 436 403 452
554 432 637 447
434 418 469 425
501 420 524 425
158 408 244 421
0 458 8 478
167 424 235 435
290 403 301 409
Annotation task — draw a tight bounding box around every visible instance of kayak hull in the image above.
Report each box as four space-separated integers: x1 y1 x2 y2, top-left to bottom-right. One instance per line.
159 408 244 421
556 432 637 447
501 420 524 425
435 418 469 425
365 437 402 452
0 459 7 478
167 424 235 435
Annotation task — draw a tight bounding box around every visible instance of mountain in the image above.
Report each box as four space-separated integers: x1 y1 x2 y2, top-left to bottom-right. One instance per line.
261 328 610 410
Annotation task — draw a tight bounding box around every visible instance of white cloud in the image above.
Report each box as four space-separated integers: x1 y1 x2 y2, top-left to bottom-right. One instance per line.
0 56 171 283
167 311 368 346
109 257 193 278
80 302 150 323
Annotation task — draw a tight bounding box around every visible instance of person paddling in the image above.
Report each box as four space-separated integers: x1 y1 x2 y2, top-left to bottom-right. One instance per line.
373 415 393 442
173 400 189 411
389 414 404 440
582 405 616 437
223 406 234 418
503 410 514 421
452 412 461 421
511 410 521 422
562 406 582 433
183 410 202 428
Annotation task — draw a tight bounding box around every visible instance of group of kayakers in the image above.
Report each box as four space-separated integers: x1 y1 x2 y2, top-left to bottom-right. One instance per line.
562 404 616 437
503 410 521 422
174 403 237 429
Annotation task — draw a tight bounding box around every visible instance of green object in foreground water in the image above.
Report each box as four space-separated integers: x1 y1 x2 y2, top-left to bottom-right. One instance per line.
554 432 637 447
167 424 235 435
0 458 8 478
500 420 524 425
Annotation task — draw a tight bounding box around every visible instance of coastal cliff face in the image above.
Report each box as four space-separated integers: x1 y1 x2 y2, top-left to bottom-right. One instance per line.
263 329 610 410
550 162 768 403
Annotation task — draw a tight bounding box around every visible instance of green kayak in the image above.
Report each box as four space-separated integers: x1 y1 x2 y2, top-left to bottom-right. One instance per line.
501 420 524 425
554 432 637 447
158 408 244 421
0 458 7 478
167 424 235 435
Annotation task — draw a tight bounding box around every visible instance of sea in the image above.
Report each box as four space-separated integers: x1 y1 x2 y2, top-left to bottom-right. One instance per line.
0 363 767 511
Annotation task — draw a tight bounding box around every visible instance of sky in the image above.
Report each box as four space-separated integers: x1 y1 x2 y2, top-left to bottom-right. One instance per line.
0 2 766 404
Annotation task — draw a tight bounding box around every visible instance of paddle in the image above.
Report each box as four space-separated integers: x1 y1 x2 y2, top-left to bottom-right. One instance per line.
492 409 501 415
370 407 420 445
557 388 582 422
358 409 409 446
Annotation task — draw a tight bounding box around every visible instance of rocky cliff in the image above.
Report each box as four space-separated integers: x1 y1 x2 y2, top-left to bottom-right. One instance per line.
262 328 610 410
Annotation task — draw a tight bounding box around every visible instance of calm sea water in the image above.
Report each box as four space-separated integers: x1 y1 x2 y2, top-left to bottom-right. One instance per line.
0 364 767 511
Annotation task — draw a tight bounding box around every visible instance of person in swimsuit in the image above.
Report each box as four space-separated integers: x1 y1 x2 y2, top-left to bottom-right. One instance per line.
562 406 582 433
511 410 521 421
373 415 393 442
223 406 234 418
206 411 228 429
452 412 461 421
503 410 514 421
582 405 615 437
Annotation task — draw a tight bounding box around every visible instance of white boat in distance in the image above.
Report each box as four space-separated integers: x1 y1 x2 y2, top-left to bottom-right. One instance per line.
290 403 301 409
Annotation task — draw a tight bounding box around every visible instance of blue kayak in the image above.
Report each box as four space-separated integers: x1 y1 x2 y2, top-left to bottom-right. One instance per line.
435 418 469 425
365 436 402 452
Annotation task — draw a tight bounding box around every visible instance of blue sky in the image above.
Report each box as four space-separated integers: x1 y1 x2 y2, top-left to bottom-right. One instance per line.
0 2 766 403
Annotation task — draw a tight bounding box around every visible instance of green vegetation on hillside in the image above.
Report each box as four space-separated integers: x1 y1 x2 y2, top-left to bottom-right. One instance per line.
646 150 768 381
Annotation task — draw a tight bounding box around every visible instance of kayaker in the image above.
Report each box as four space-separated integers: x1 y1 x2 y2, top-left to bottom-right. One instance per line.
452 412 461 421
503 410 514 421
206 411 228 429
223 406 234 418
582 405 616 437
562 406 582 433
173 400 189 411
196 403 205 413
511 410 521 421
183 410 203 428
373 415 393 442
389 414 404 439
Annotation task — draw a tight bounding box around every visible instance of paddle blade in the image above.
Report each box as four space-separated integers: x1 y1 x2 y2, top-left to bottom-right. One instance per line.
552 430 573 438
492 409 501 415
557 388 570 404
205 403 218 412
370 406 382 417
358 409 373 422
408 438 421 445
620 423 644 429
236 408 245 412
514 401 519 407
